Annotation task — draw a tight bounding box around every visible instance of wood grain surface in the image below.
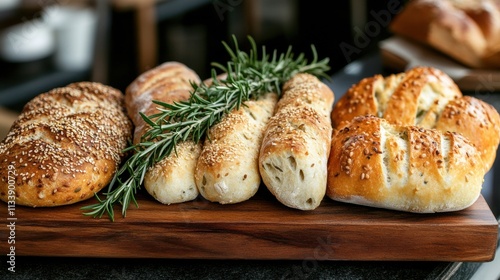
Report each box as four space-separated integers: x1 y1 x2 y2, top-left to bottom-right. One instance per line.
0 189 497 261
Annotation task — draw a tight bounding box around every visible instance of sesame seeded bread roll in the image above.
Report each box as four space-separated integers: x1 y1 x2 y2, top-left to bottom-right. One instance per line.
327 115 485 213
331 66 463 128
434 96 500 171
331 66 500 171
259 73 334 210
195 92 278 204
125 62 202 204
0 82 133 207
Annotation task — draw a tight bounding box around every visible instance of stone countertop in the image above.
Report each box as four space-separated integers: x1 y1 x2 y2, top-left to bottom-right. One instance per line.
0 257 484 280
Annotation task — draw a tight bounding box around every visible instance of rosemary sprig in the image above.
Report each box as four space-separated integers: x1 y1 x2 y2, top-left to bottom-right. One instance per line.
81 35 330 221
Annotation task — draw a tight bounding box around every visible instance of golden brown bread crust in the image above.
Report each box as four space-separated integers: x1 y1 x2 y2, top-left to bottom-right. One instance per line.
390 0 500 68
327 115 484 213
331 66 500 171
125 61 201 144
332 66 462 128
450 0 500 50
0 82 132 207
125 61 200 107
278 73 335 119
435 95 500 170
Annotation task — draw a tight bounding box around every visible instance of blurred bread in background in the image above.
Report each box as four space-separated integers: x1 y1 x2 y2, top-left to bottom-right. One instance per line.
390 0 500 69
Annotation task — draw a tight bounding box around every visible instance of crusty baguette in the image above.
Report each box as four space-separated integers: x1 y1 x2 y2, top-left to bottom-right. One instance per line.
125 62 202 204
331 66 500 171
390 0 500 68
327 115 484 213
195 92 278 204
126 61 200 144
0 82 132 207
259 73 334 210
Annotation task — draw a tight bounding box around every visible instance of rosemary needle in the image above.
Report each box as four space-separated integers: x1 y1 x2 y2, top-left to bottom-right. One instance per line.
81 35 330 221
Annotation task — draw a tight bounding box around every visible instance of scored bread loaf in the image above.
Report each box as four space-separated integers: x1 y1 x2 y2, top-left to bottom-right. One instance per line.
332 66 462 128
195 92 278 204
390 0 500 68
259 73 334 210
0 82 132 207
125 62 202 204
331 66 500 171
327 115 485 213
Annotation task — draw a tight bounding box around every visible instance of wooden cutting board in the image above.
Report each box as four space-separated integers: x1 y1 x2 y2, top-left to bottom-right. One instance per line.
0 189 497 261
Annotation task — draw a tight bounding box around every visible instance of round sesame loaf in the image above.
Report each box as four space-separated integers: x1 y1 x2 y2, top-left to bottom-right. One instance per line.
0 82 132 207
327 115 484 213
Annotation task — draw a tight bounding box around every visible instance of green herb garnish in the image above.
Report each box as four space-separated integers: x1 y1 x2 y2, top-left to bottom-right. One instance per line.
81 35 330 221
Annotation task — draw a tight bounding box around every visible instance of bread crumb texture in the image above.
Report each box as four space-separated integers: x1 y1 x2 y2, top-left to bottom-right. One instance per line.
259 73 334 210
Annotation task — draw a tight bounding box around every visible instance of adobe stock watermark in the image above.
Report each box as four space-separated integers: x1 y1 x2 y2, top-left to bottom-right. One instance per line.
475 74 500 96
213 0 243 21
340 0 404 63
281 235 336 280
6 164 17 273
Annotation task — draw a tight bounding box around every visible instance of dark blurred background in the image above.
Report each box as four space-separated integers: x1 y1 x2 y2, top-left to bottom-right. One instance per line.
0 0 407 112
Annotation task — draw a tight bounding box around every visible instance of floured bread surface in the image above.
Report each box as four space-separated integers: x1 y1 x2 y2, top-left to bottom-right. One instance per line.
144 141 202 204
260 107 331 210
259 73 335 210
0 82 132 207
327 115 484 213
125 61 202 205
195 92 278 204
